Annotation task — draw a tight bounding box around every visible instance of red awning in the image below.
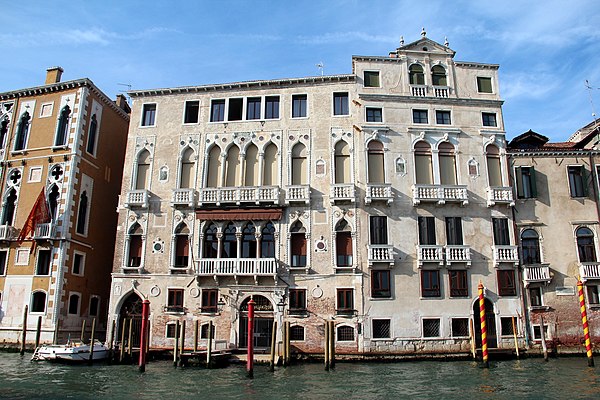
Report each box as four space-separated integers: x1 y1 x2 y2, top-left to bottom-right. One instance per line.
195 208 282 221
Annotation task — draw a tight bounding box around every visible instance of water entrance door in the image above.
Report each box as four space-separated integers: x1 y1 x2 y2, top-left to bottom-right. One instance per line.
473 297 497 348
238 295 274 349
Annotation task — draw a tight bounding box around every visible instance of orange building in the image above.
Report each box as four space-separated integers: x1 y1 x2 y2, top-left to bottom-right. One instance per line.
0 67 129 345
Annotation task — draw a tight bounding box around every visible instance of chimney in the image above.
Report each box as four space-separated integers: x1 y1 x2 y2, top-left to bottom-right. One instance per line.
45 66 64 84
115 94 131 114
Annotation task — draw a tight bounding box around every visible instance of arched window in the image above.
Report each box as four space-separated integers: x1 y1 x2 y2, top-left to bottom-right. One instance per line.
290 221 307 268
337 325 355 341
577 227 597 263
225 145 240 187
521 229 541 264
221 222 237 258
14 112 30 151
68 293 80 315
409 64 425 85
135 150 151 190
241 222 257 258
1 189 17 226
31 291 47 313
76 191 88 235
174 223 190 269
414 141 433 184
334 141 350 184
431 65 447 86
86 114 98 154
179 148 195 189
291 143 307 185
48 185 60 221
367 140 385 184
127 223 143 268
261 222 275 258
203 223 218 258
486 144 502 187
244 144 259 186
335 219 353 268
55 105 71 146
0 116 9 149
438 142 457 185
263 143 278 186
206 146 222 188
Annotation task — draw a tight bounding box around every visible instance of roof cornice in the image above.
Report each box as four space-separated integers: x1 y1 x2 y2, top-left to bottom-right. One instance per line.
507 149 599 157
358 93 504 107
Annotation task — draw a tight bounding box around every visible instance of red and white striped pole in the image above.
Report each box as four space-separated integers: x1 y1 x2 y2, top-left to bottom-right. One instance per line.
577 279 595 367
247 298 255 378
139 299 150 372
478 282 489 368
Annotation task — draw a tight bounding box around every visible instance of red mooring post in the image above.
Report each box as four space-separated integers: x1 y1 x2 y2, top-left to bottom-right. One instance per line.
139 299 150 372
478 282 489 368
577 279 595 367
247 298 255 378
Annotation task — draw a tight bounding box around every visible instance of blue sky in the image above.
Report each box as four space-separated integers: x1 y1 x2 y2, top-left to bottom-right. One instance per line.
1 0 599 141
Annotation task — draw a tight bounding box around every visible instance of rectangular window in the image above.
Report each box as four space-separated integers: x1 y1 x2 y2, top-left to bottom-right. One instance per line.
200 323 216 339
337 288 354 315
166 323 177 338
291 94 307 118
449 270 468 297
515 166 537 199
333 92 349 116
477 77 493 93
290 325 305 341
451 318 469 337
421 270 441 297
445 217 463 245
372 270 391 298
89 296 100 317
413 109 428 124
265 96 280 119
167 288 184 312
184 101 199 124
72 253 84 275
289 289 307 313
482 112 497 127
435 110 451 125
498 269 517 296
228 98 243 121
492 218 510 245
568 166 586 198
500 317 515 336
587 285 599 305
366 107 383 122
418 216 436 245
201 289 218 313
370 216 388 245
529 286 542 307
35 249 52 275
141 104 156 126
246 97 261 120
364 71 380 88
372 319 391 339
210 100 225 122
423 318 441 337
68 294 80 315
533 325 549 341
0 250 7 275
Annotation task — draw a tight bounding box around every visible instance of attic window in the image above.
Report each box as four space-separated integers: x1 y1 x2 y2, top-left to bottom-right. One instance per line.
423 47 428 51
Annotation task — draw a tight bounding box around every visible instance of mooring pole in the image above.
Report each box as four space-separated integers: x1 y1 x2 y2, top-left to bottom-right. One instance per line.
53 318 60 345
269 320 277 372
35 316 42 350
109 320 116 364
119 319 126 363
81 319 86 342
329 320 335 369
281 320 287 367
577 279 595 367
20 305 28 356
512 316 520 358
478 282 489 368
139 299 150 372
179 320 186 367
540 315 549 361
127 318 133 356
469 318 476 359
173 320 179 367
207 321 213 368
88 318 96 365
324 321 330 371
247 298 255 378
193 320 199 353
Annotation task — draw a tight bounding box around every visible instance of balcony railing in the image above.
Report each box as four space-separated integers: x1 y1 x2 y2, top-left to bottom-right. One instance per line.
195 258 279 281
492 245 519 266
417 245 444 266
171 188 197 208
365 183 393 205
579 262 600 281
33 223 55 240
486 187 515 207
198 186 279 206
0 225 17 241
433 86 449 98
523 265 552 285
368 244 394 266
124 189 149 208
330 184 355 203
446 245 471 266
410 85 451 98
411 85 427 97
412 184 468 206
285 185 310 204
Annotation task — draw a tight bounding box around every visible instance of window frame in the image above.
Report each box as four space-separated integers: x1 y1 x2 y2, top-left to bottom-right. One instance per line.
365 107 383 123
412 109 428 124
140 103 157 127
89 295 100 317
372 318 391 339
477 77 493 93
497 269 517 296
201 289 218 313
587 284 600 306
72 251 85 276
482 112 497 127
30 291 47 314
35 249 52 276
567 165 586 198
183 100 200 124
421 269 441 298
422 318 441 338
528 286 543 307
450 317 469 338
264 96 280 120
336 288 354 315
289 288 307 313
209 99 226 122
435 110 451 125
515 166 537 199
289 325 305 341
371 269 391 298
166 288 185 313
0 250 7 275
68 292 81 316
291 94 308 119
449 269 468 298
333 92 350 116
363 71 380 88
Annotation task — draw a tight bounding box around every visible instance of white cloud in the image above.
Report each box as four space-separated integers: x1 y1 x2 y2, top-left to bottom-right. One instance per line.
295 32 397 45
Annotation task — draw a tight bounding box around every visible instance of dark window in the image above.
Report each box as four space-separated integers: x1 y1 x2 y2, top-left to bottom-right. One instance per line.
449 270 468 297
75 191 88 235
290 231 307 268
36 250 52 275
413 109 428 124
336 231 353 267
418 216 436 245
265 96 280 119
201 289 218 313
31 292 46 313
431 65 447 86
167 289 184 312
0 116 9 150
86 115 98 154
451 318 469 337
498 269 517 296
221 223 237 258
492 218 510 245
290 325 305 341
409 64 425 85
184 101 200 123
445 217 463 245
364 71 380 87
68 294 80 315
292 94 307 118
174 233 189 268
577 227 597 262
203 223 219 258
333 93 349 116
241 222 257 258
166 324 177 338
72 253 84 275
587 285 599 305
500 317 515 336
128 234 142 268
289 289 307 312
210 100 225 122
200 323 215 339
477 77 493 93
421 270 441 297
246 97 261 120
372 270 391 298
370 216 388 245
89 297 99 316
1 188 17 226
436 110 451 125
337 288 354 315
261 222 275 258
482 112 497 127
568 166 586 198
515 166 537 198
423 318 440 337
521 229 541 264
14 112 30 151
48 185 60 221
54 105 71 146
529 286 542 307
372 319 391 339
366 107 382 122
533 325 548 340
141 104 156 126
337 325 355 341
0 250 7 275
228 98 243 121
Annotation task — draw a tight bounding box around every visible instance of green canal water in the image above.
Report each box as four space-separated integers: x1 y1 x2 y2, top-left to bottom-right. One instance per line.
0 353 599 399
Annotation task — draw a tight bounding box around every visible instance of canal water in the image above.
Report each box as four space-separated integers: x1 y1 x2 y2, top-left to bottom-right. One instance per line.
0 353 599 399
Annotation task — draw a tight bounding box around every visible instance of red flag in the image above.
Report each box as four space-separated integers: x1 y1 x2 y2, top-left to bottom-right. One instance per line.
17 188 51 244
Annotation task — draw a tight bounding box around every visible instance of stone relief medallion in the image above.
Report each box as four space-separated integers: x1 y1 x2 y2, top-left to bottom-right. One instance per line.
150 286 161 297
190 287 200 298
312 286 323 298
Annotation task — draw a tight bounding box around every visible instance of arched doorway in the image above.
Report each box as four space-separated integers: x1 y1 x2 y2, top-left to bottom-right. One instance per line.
238 295 274 349
473 298 497 348
118 292 143 348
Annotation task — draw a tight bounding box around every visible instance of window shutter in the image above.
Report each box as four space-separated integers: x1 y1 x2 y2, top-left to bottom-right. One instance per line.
583 167 589 196
530 167 537 197
515 167 524 198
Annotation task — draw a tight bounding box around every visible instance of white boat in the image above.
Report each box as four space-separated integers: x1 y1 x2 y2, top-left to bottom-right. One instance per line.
32 340 109 362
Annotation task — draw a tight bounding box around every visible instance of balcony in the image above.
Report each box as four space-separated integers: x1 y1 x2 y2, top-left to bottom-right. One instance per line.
368 244 394 266
492 245 519 266
124 189 149 208
486 186 515 207
412 184 468 206
411 85 427 97
285 185 310 205
171 188 197 208
365 183 393 205
523 265 552 285
330 184 355 204
33 223 55 240
198 186 279 206
417 245 444 267
410 85 451 98
446 245 472 266
433 86 449 98
195 258 279 283
579 262 600 282
0 225 17 241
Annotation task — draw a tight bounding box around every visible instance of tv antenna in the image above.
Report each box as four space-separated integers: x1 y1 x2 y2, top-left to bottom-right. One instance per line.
316 62 324 76
585 80 598 120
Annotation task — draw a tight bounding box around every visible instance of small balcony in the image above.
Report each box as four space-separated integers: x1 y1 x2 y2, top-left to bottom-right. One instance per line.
492 245 519 266
365 183 393 205
417 245 444 267
579 262 600 282
368 244 394 266
411 85 427 97
445 245 471 266
198 186 280 206
0 225 18 241
412 184 468 206
33 223 55 240
171 188 197 208
433 86 450 98
330 184 355 204
285 185 310 205
124 189 149 208
195 258 279 283
523 265 552 286
486 186 515 207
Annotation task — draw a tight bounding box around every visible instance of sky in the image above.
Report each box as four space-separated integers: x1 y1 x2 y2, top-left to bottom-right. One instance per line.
0 0 599 141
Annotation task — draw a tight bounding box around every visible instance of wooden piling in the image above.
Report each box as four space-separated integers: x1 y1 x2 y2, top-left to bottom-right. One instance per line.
329 320 335 369
108 320 116 364
173 320 179 367
281 321 287 367
246 298 255 379
119 319 126 363
324 321 329 371
35 316 42 350
286 321 291 366
193 320 199 353
53 318 60 345
88 318 96 365
20 305 28 356
540 315 549 361
269 320 277 372
469 318 476 359
512 316 520 358
139 300 150 372
127 318 133 356
207 321 213 368
179 320 186 367
80 319 86 342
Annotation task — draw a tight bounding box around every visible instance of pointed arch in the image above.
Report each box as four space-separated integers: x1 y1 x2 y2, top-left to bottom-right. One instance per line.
241 222 257 258
414 140 433 184
263 143 278 186
173 222 190 269
0 116 9 150
261 221 276 258
75 191 88 235
14 111 30 151
438 142 457 185
48 184 60 221
134 149 151 190
1 188 17 226
127 222 144 268
55 105 71 146
221 222 237 258
486 144 502 187
86 114 98 154
335 219 353 268
244 143 259 186
206 145 222 188
179 147 195 189
334 140 350 184
291 143 307 185
203 222 219 258
367 140 385 184
225 145 241 187
290 220 307 268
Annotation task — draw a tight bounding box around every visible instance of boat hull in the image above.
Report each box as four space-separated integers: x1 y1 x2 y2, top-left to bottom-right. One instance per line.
32 343 109 363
